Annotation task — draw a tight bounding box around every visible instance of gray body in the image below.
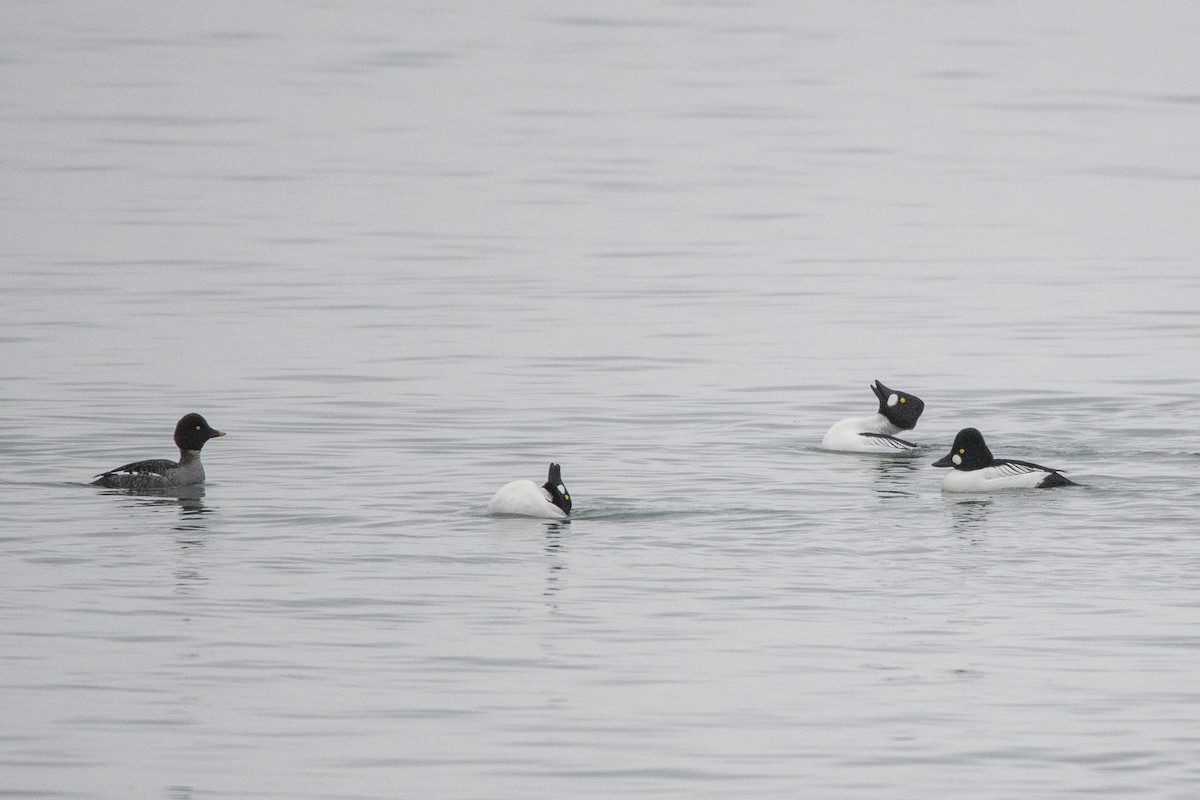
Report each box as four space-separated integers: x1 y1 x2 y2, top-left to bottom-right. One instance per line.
91 450 207 489
92 413 225 489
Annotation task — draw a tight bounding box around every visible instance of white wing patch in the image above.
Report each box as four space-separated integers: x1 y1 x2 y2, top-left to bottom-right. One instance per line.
858 432 917 450
991 461 1044 478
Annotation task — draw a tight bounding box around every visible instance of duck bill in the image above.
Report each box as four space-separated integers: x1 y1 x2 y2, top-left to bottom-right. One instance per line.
931 453 954 467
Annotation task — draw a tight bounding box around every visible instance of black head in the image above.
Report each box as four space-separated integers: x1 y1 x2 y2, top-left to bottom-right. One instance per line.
932 427 993 470
174 413 226 452
871 379 925 431
542 462 571 515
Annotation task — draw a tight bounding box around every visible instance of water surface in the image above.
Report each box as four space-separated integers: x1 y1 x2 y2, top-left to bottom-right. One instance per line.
3 3 1200 798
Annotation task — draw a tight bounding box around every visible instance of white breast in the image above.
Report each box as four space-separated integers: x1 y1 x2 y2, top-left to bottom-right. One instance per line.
941 464 1050 493
821 414 910 452
486 480 565 518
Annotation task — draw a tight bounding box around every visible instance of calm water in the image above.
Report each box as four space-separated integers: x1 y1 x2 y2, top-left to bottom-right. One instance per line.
3 3 1200 798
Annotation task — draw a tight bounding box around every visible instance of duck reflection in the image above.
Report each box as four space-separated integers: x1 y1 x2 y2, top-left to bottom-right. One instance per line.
96 485 215 592
542 518 570 599
942 495 994 534
871 454 924 499
102 485 213 532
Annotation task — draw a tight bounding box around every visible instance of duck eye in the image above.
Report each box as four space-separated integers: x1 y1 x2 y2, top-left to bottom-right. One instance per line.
899 397 906 403
196 425 202 430
959 448 965 454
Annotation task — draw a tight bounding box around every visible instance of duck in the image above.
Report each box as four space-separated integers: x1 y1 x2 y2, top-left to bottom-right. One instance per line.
932 427 1078 491
92 413 226 489
487 462 571 518
820 379 925 452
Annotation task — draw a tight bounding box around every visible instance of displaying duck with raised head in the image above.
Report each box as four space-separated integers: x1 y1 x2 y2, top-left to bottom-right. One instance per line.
92 413 226 489
821 380 925 452
487 462 571 518
932 427 1078 492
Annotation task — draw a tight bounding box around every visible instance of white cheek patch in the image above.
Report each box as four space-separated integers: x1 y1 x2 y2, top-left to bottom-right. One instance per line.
952 454 962 466
557 485 566 494
887 393 899 407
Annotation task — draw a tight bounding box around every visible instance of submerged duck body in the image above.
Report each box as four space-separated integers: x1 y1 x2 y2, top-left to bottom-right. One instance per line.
821 380 925 452
92 413 226 489
487 462 571 518
932 427 1078 492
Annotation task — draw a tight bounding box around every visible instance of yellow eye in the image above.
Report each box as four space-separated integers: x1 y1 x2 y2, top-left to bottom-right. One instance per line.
899 397 906 403
959 448 965 454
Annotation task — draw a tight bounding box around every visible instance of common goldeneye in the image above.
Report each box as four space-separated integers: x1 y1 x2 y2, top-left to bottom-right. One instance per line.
92 413 226 489
487 462 571 518
932 427 1078 491
821 379 925 452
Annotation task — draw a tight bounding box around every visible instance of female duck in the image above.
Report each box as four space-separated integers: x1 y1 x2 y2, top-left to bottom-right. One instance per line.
92 413 226 489
487 462 571 518
821 379 925 452
932 427 1078 492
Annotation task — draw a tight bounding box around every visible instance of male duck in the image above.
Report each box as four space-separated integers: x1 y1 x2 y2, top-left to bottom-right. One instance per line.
932 427 1078 492
821 379 925 452
487 462 571 518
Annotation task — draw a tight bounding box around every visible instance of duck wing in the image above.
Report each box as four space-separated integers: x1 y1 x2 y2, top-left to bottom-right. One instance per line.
993 458 1079 487
857 432 918 450
91 458 177 487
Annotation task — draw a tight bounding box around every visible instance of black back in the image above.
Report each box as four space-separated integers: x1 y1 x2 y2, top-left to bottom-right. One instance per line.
174 413 225 451
542 462 571 515
1036 470 1078 488
871 379 925 431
